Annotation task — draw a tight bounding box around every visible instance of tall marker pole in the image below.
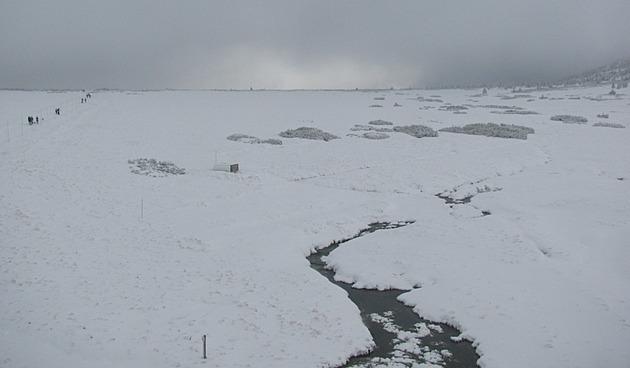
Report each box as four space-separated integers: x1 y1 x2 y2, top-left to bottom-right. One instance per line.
202 335 207 359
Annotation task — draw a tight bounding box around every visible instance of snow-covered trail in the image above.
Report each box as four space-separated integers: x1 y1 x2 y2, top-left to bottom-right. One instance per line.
1 87 629 368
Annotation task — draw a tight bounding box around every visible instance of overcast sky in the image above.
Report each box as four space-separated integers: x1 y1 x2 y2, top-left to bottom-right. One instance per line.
2 1 630 90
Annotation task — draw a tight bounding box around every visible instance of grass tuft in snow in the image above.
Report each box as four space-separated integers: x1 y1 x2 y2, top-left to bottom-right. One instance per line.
440 123 534 140
368 119 394 126
550 115 588 124
227 133 258 143
128 158 185 177
593 122 625 128
362 132 390 140
439 105 468 112
491 109 538 115
351 119 395 132
279 127 340 141
350 125 387 132
227 134 283 145
392 125 438 138
478 104 523 110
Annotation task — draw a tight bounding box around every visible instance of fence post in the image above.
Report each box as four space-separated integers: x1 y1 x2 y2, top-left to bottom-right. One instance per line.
202 335 207 359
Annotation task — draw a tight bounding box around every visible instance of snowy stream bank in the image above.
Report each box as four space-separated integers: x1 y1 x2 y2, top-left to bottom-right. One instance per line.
308 222 479 367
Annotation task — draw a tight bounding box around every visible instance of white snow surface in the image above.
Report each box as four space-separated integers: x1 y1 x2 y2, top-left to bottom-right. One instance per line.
1 86 629 368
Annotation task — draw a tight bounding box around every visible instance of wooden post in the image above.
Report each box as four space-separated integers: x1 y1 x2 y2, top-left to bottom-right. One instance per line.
202 335 207 359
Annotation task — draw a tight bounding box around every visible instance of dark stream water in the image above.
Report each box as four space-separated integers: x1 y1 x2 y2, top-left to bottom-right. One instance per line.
307 222 480 367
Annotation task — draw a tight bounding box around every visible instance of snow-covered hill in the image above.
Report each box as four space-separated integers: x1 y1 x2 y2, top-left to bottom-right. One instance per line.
558 59 630 87
1 86 629 368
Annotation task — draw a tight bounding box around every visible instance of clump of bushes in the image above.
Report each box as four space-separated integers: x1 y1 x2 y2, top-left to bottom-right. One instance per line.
227 134 282 145
439 105 468 112
593 122 625 128
440 123 534 140
351 120 395 133
350 125 393 132
128 158 185 177
362 132 390 140
369 119 394 126
478 105 521 110
279 127 340 141
550 115 588 124
392 125 438 138
492 109 538 115
227 134 258 143
417 97 443 103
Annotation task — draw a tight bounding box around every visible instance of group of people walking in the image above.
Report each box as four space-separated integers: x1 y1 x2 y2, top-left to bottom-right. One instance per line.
27 116 39 125
26 93 92 126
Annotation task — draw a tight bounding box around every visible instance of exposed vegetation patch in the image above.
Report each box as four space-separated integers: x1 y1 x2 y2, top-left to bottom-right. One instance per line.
593 122 625 128
362 132 390 140
491 109 538 115
440 123 534 140
350 120 396 135
369 119 394 126
439 105 468 112
501 94 534 100
226 133 259 143
128 158 185 177
350 125 393 132
417 97 443 103
279 127 340 141
550 115 588 124
477 185 503 194
392 125 438 138
478 105 523 110
227 134 282 145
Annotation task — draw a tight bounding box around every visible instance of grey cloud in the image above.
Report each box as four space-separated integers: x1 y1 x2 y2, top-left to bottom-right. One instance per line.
2 1 630 89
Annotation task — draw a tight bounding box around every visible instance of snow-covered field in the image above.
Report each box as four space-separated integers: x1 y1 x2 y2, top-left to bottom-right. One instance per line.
1 86 628 368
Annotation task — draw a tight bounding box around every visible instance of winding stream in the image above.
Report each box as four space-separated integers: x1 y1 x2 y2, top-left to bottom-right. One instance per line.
307 222 480 367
